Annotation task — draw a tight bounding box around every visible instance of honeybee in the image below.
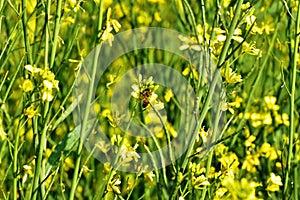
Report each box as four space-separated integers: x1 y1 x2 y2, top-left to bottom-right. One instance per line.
141 88 151 108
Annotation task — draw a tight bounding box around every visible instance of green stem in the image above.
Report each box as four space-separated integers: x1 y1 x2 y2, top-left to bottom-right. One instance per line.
21 0 33 64
141 121 168 187
69 2 104 199
13 117 24 200
44 0 51 69
150 101 175 174
217 0 243 68
200 0 207 45
49 0 62 69
69 45 101 200
182 0 199 43
283 0 300 195
31 103 51 200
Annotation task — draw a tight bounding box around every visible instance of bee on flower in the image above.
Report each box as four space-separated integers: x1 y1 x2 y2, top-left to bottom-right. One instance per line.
131 74 163 111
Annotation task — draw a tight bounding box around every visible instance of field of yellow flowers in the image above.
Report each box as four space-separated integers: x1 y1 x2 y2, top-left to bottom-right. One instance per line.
0 0 300 199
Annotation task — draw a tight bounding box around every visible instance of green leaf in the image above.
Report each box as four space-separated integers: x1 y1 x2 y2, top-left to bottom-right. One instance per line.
46 120 95 176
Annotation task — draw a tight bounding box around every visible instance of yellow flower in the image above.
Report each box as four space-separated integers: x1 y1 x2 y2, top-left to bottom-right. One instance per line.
25 65 59 102
61 16 75 28
264 96 279 110
262 113 272 125
101 29 114 46
63 157 75 171
261 21 275 35
199 128 210 145
250 113 262 127
24 105 40 118
101 109 116 127
196 23 211 44
244 135 256 149
282 113 290 126
144 171 155 182
119 144 140 164
242 42 261 56
266 173 282 192
214 187 228 200
241 2 251 10
222 67 243 84
154 12 162 22
181 64 199 80
192 175 210 189
244 12 263 35
178 35 201 51
260 143 279 161
64 0 81 12
107 174 122 194
100 7 121 46
218 152 239 173
228 95 243 108
242 153 260 172
0 116 7 140
214 27 244 43
20 79 34 93
222 177 260 200
41 88 54 102
215 143 228 157
25 64 41 75
164 89 174 102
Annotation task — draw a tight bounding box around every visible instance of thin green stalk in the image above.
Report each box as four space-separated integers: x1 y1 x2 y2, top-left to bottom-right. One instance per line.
182 0 199 43
217 0 243 68
69 47 101 200
42 166 60 200
141 122 168 187
44 0 51 69
69 2 104 199
0 22 20 62
31 1 52 199
283 0 300 195
294 165 299 200
150 101 175 174
21 0 33 64
200 0 207 45
49 0 62 69
31 104 52 200
126 174 140 200
2 56 24 103
13 117 25 200
171 98 199 200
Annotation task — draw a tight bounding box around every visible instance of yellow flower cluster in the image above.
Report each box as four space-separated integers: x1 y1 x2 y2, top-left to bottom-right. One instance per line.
241 96 290 128
100 8 121 46
24 65 59 102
